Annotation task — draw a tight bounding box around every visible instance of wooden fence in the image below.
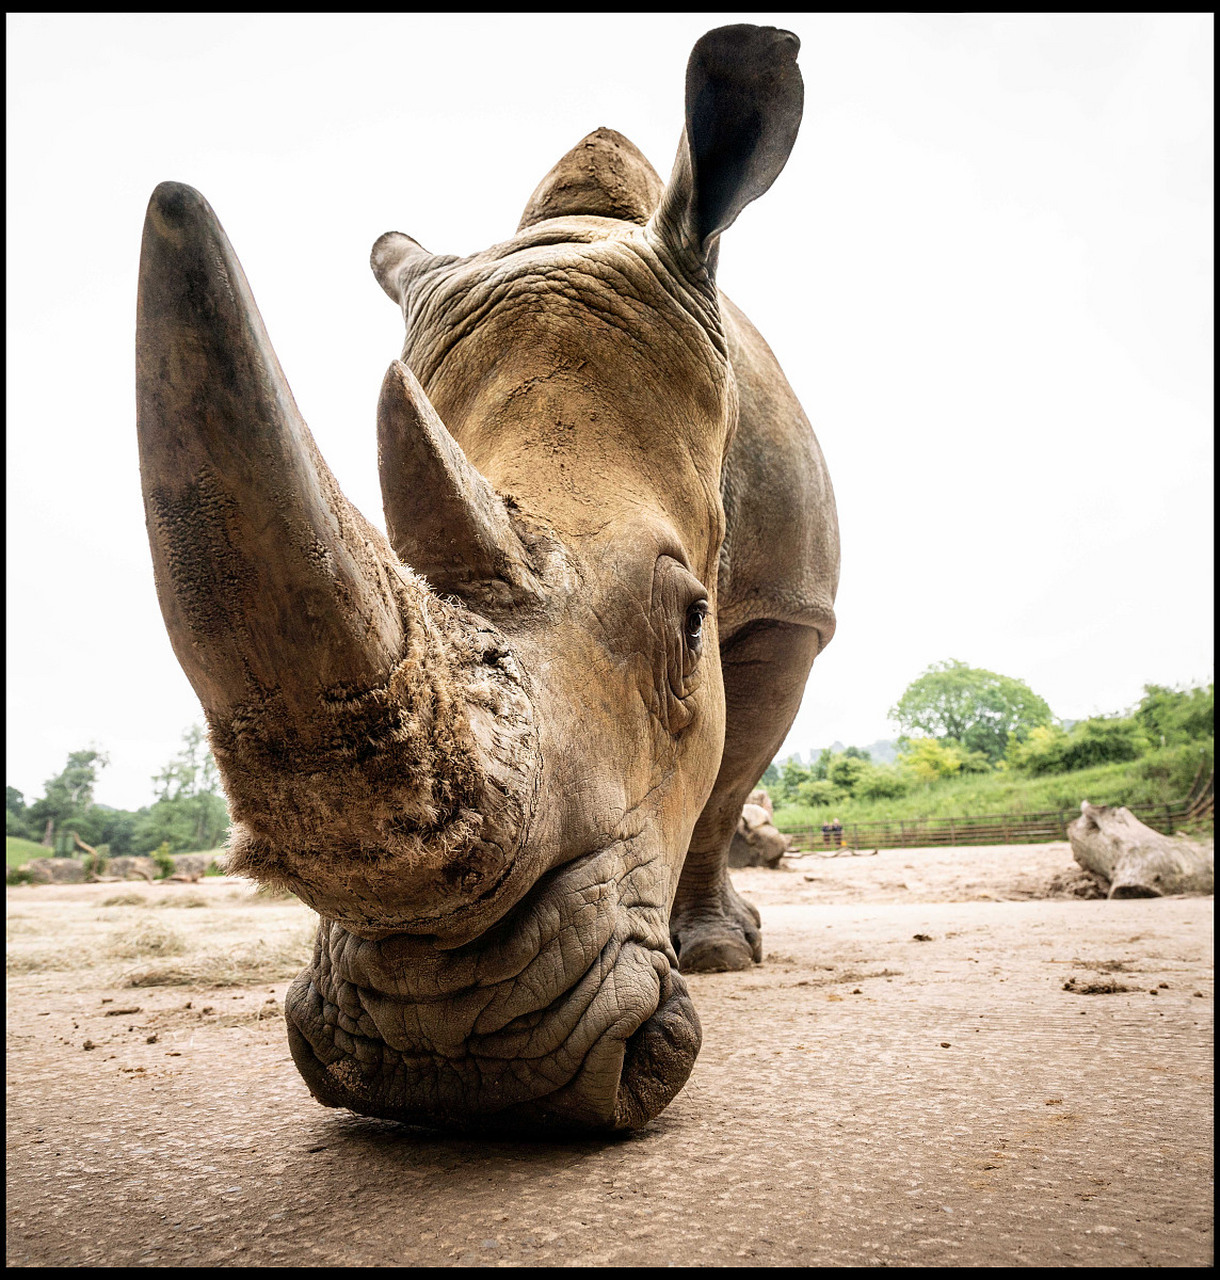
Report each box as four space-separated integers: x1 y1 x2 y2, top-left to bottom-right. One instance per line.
782 795 1208 853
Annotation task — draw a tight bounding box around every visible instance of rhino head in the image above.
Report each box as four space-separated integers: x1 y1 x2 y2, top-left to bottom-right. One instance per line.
136 25 804 1131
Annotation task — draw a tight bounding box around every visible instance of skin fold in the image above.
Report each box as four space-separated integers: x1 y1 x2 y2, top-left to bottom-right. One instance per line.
136 24 838 1132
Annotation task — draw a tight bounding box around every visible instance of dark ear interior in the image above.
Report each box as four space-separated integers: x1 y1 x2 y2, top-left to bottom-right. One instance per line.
652 25 804 260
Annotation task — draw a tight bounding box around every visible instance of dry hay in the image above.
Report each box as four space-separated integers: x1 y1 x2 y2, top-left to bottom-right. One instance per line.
102 892 151 908
122 928 315 988
108 921 188 960
6 947 99 974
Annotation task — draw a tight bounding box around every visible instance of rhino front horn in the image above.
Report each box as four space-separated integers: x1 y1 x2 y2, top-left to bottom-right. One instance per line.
136 181 407 721
136 183 541 939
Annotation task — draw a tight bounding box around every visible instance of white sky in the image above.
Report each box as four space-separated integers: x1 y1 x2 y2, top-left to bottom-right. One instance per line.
6 13 1214 809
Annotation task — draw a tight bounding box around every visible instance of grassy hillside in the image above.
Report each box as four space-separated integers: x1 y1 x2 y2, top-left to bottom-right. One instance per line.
6 836 51 868
6 838 228 870
772 746 1212 832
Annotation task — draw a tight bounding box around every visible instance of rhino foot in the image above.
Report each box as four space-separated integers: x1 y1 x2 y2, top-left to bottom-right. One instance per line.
670 880 762 973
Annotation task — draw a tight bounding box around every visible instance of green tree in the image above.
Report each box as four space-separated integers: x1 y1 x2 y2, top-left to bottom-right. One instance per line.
94 807 141 857
1135 683 1214 747
6 786 35 839
135 726 229 853
889 660 1052 764
826 754 870 796
771 758 813 806
26 748 110 853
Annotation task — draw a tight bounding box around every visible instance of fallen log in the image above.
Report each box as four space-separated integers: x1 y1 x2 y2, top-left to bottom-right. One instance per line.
73 833 111 881
1068 801 1214 898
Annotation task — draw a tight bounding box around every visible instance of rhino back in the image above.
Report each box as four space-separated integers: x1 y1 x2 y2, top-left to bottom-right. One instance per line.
717 294 839 649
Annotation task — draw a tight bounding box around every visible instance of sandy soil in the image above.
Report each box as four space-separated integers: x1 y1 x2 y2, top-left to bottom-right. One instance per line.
6 843 1213 1267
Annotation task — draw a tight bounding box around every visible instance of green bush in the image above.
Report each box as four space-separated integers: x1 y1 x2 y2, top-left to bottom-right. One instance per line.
1008 717 1151 775
1133 739 1213 794
6 865 34 885
151 841 175 880
80 843 110 877
796 779 837 806
771 744 1211 832
897 737 985 783
856 764 910 800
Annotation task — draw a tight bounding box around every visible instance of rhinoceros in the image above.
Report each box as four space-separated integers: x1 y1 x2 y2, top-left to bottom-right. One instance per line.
135 24 839 1132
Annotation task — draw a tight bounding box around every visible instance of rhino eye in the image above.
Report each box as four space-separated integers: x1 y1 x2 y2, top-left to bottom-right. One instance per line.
652 555 708 730
685 602 707 653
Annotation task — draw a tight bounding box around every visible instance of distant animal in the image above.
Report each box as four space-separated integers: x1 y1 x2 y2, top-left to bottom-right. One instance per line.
729 791 793 867
135 24 839 1131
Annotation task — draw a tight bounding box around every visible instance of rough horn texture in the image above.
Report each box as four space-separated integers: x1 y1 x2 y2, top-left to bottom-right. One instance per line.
1068 803 1214 898
377 361 539 598
136 182 407 718
136 183 541 940
517 127 665 230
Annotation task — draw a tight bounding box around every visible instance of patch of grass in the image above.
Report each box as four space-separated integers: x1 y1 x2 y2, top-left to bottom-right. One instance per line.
6 836 50 868
108 921 187 960
773 749 1215 832
123 928 315 988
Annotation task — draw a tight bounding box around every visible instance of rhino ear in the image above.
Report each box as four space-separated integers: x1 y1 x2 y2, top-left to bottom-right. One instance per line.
370 231 458 305
650 25 803 267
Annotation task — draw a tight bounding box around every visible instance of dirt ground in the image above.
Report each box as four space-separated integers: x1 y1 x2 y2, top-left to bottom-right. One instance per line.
6 842 1213 1267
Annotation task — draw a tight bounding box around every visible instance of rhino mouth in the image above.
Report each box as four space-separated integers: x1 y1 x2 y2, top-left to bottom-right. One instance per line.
282 839 701 1132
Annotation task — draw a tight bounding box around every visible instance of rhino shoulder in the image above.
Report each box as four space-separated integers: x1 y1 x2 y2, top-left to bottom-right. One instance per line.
717 293 839 646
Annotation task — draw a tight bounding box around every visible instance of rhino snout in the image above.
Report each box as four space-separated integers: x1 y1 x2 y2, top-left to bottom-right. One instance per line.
281 841 701 1131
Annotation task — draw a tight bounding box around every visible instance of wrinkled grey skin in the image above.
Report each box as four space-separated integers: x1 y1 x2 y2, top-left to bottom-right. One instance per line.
136 25 838 1132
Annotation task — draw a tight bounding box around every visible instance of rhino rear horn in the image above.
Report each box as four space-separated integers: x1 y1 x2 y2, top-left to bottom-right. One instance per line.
651 24 804 265
136 182 407 722
377 360 536 595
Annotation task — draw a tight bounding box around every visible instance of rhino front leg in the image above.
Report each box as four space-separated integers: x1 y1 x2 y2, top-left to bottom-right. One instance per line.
671 620 821 972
